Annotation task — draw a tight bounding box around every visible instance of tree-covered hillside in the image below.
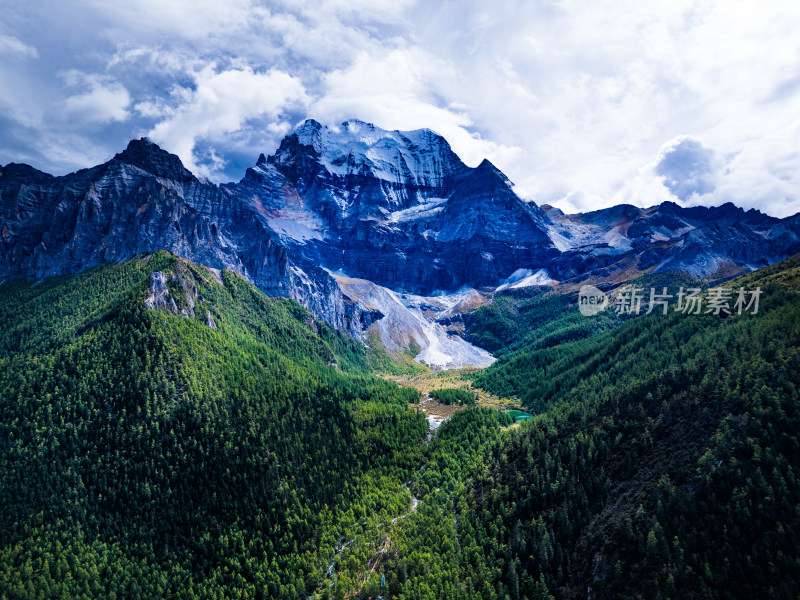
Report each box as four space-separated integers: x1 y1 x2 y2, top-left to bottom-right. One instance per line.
377 255 800 599
3 250 800 599
0 252 426 599
465 271 710 357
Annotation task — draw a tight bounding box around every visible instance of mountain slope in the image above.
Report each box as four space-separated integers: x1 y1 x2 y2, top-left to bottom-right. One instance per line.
371 254 800 599
0 251 426 598
334 274 495 369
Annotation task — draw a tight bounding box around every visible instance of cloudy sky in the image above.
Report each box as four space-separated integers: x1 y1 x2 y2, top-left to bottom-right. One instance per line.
1 1 799 216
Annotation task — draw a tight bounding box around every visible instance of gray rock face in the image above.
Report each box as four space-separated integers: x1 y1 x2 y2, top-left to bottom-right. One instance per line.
2 140 260 282
334 274 495 369
144 271 179 314
252 120 559 293
0 138 365 334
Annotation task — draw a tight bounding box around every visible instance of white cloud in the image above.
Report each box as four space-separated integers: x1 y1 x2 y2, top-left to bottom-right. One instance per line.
62 72 131 124
0 34 38 58
140 65 308 177
312 47 523 169
654 136 722 201
549 189 611 215
88 0 255 40
1 0 800 217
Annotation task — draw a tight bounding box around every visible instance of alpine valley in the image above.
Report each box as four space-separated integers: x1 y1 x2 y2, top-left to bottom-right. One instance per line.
2 120 800 599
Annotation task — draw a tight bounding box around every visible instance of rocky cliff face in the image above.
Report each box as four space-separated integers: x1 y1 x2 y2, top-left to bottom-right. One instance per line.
1 144 244 282
0 138 374 337
3 121 800 365
252 119 559 293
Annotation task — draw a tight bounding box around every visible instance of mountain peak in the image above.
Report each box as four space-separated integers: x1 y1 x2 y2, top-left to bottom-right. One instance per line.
290 118 452 155
470 157 512 188
476 157 502 173
294 118 323 133
294 119 325 151
271 118 468 188
340 119 378 136
113 138 196 182
0 162 54 183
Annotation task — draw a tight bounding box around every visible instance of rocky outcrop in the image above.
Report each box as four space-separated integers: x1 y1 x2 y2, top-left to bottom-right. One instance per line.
143 268 217 327
144 271 180 314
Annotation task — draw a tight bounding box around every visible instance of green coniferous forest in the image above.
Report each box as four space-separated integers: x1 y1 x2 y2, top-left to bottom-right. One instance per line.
380 255 800 599
2 251 800 599
0 252 426 598
428 388 476 406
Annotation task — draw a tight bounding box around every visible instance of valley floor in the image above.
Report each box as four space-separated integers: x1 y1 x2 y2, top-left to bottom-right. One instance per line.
386 368 515 412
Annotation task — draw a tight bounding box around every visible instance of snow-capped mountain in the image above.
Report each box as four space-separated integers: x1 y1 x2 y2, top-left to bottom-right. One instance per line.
241 119 558 293
3 119 800 367
275 118 469 194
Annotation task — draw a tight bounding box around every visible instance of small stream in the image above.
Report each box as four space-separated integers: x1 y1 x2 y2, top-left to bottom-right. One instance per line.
322 395 444 586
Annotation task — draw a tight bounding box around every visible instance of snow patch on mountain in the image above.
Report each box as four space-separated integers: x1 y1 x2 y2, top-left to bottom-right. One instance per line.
496 268 557 292
383 197 448 222
268 217 323 244
334 275 494 369
293 119 461 189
